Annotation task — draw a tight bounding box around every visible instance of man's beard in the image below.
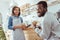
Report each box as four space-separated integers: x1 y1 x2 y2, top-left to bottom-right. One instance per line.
38 15 41 17
38 13 45 17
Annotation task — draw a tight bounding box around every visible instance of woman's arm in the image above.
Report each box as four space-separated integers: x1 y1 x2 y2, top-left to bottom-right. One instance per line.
8 17 26 30
13 23 27 30
8 17 13 30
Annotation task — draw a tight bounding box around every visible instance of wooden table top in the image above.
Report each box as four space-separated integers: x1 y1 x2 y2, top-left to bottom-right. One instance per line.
23 28 42 40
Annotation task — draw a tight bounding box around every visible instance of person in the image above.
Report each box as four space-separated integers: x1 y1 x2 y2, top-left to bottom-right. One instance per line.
8 6 26 40
35 1 60 40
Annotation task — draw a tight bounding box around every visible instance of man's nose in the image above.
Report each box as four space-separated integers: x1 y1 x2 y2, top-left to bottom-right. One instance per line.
37 8 41 12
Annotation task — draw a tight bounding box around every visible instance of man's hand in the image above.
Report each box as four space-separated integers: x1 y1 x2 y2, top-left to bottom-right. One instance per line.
32 21 37 27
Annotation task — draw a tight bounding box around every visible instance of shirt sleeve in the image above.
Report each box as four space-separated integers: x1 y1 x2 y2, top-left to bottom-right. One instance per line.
8 17 13 30
51 13 60 37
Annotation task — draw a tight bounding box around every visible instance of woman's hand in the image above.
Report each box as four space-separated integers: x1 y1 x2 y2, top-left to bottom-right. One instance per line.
20 24 27 30
13 26 18 30
32 21 37 27
13 23 27 30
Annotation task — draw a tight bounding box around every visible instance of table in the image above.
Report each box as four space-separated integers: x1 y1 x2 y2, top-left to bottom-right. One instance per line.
24 28 42 40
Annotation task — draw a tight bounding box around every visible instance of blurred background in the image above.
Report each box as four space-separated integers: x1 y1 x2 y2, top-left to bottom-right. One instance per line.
0 0 60 40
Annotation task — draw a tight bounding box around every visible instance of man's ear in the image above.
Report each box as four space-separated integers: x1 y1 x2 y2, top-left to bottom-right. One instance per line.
44 8 47 12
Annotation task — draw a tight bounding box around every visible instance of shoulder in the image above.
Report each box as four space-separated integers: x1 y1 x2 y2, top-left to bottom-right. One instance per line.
45 12 55 18
46 12 54 16
19 16 23 19
44 12 54 21
19 16 23 22
9 16 13 20
44 12 56 22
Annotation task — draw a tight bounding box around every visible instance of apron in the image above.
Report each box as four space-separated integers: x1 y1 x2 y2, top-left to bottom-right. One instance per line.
12 16 25 40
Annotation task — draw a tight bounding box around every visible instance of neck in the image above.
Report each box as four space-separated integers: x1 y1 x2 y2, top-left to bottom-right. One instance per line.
15 15 18 16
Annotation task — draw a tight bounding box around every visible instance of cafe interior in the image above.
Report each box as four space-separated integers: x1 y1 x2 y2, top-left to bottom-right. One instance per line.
0 0 60 40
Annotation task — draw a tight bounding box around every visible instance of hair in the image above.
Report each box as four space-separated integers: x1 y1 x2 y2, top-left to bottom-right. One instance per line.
37 1 47 8
12 6 20 16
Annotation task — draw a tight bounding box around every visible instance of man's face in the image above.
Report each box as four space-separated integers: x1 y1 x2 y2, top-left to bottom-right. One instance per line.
37 4 46 17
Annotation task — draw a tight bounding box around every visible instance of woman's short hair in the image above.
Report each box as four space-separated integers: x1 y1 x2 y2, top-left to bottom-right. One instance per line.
12 6 20 16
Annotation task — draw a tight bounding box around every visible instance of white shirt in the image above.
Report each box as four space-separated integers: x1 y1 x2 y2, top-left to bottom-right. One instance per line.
35 12 60 40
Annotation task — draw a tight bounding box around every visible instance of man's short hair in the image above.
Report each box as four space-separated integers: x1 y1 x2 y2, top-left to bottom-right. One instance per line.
37 1 48 8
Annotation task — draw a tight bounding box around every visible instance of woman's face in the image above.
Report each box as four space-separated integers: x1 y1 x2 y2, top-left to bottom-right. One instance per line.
14 8 20 16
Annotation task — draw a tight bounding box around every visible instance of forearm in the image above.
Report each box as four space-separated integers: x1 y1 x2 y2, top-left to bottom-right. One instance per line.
13 24 27 30
13 26 22 29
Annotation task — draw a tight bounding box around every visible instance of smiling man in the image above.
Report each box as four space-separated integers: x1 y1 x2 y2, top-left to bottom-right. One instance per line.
35 1 60 40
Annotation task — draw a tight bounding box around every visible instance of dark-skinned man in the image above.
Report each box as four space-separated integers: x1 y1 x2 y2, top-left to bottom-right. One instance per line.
34 1 60 40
